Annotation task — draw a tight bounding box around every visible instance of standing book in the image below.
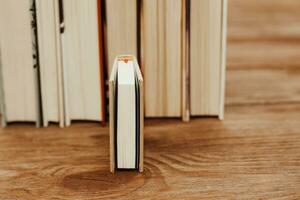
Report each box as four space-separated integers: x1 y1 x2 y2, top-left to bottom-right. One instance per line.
104 0 138 76
61 0 105 126
189 0 227 119
0 0 41 127
141 0 182 118
109 56 144 173
36 0 65 127
35 0 106 126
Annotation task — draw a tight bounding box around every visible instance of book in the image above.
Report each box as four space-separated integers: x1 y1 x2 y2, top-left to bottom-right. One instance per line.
104 0 138 76
60 0 105 126
189 0 227 119
1 0 106 127
36 0 106 127
0 0 227 127
37 0 106 127
109 56 144 172
0 0 41 126
141 0 182 118
36 0 65 127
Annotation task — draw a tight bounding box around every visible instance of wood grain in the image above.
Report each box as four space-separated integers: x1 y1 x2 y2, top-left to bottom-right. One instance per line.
1 0 300 199
0 102 300 199
228 0 300 69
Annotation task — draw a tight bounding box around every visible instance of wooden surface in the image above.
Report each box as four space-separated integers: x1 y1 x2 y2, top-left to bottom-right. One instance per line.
1 0 300 199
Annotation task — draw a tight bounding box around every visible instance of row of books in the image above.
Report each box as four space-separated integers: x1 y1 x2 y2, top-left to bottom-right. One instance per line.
0 0 227 127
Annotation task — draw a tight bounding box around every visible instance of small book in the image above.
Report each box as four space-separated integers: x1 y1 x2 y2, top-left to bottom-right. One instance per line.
109 56 144 173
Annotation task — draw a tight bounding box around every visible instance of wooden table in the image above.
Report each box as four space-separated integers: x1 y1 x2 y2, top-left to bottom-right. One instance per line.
1 0 300 199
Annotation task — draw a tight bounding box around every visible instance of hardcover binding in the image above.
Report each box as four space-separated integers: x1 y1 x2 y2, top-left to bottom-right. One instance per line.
182 0 227 120
109 56 144 173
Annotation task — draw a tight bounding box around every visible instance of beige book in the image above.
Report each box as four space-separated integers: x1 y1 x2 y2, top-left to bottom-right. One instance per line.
0 0 38 124
36 0 64 127
141 0 182 117
104 0 137 76
109 56 144 173
62 0 103 125
190 0 227 119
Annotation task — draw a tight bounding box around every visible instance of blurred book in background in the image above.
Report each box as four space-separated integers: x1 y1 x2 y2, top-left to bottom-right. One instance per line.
0 0 41 127
141 0 182 118
0 0 227 128
190 0 227 119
